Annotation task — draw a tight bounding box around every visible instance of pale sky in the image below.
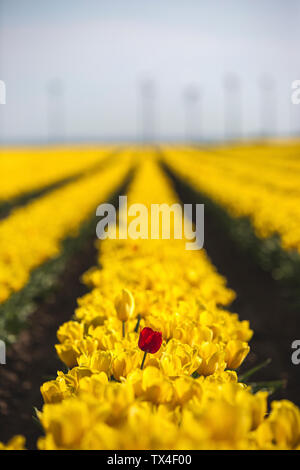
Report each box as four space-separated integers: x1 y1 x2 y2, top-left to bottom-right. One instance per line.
0 0 300 143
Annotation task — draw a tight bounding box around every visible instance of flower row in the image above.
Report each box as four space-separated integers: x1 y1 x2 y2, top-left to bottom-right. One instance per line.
162 143 300 254
0 151 132 304
0 145 117 203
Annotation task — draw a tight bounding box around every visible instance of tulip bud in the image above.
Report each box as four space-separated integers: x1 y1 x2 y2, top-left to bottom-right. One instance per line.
115 289 135 322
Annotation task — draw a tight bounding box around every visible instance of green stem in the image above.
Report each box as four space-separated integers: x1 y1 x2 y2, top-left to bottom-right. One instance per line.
122 321 125 338
134 314 141 333
239 358 272 382
140 351 147 370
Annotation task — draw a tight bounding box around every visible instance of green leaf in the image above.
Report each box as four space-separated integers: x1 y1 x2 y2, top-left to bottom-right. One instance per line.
32 407 44 432
248 379 285 395
191 371 200 379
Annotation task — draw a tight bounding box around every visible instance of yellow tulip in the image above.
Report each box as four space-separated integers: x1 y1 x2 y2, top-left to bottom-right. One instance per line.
115 288 135 322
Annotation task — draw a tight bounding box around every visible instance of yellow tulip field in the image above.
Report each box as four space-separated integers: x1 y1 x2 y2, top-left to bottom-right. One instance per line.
0 143 300 450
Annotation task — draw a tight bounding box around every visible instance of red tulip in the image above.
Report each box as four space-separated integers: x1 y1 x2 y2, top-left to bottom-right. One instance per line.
138 327 162 369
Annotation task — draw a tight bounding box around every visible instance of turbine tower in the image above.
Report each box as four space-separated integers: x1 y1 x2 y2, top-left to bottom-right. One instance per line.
224 74 242 141
47 78 65 143
259 76 276 138
183 84 200 143
139 78 157 144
